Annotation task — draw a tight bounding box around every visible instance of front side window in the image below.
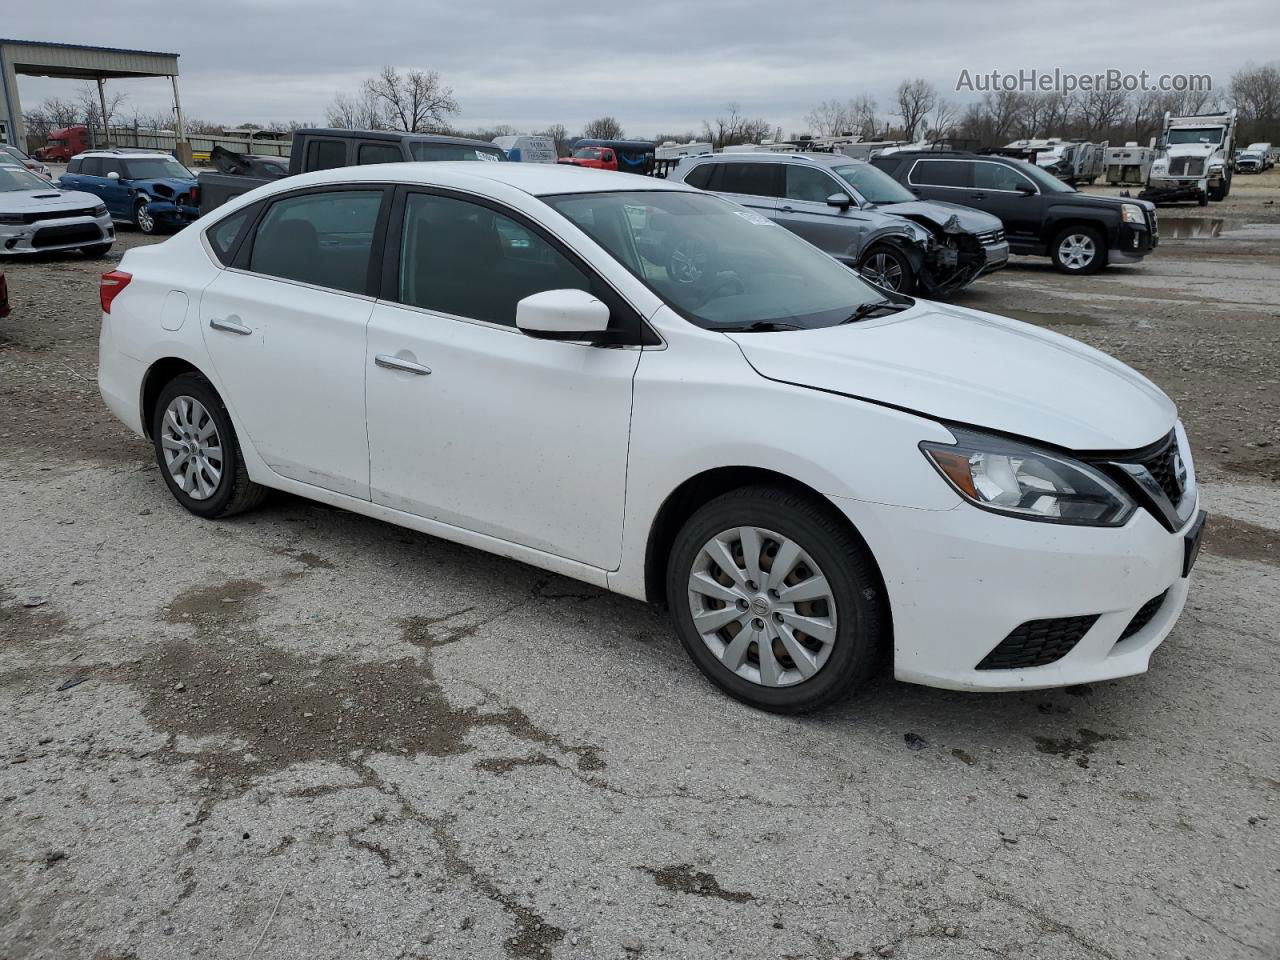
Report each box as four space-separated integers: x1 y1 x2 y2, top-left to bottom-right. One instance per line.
99 159 123 179
909 160 971 188
544 190 885 331
974 162 1036 192
306 139 348 171
66 159 82 174
249 190 382 294
785 165 841 203
397 193 591 326
80 158 103 177
358 143 404 165
121 157 194 180
831 163 916 204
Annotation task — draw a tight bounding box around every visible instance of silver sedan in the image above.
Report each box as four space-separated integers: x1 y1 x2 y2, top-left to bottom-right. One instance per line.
0 163 113 256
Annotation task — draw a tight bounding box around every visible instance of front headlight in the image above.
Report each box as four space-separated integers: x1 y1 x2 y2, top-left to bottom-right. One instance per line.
921 429 1136 526
1208 164 1223 176
1121 203 1146 225
0 213 26 226
92 204 108 217
1151 159 1168 172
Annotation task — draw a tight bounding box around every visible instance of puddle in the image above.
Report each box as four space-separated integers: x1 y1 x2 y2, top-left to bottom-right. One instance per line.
1011 310 1104 327
1159 218 1247 239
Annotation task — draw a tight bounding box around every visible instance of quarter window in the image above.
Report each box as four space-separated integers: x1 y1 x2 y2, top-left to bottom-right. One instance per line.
974 162 1035 192
712 162 783 198
681 163 714 189
785 165 841 203
66 158 82 174
909 160 971 188
358 142 403 165
248 190 382 294
305 139 347 171
396 193 592 327
206 205 257 266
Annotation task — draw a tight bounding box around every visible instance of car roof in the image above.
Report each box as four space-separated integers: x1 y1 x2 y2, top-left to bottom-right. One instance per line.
265 162 699 197
296 128 500 148
688 152 864 168
74 150 176 160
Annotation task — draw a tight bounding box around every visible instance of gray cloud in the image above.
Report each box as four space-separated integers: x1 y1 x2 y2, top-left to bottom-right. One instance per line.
7 0 1274 136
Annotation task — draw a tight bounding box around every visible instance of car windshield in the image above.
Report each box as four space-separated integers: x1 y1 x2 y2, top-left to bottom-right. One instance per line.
408 142 505 162
1012 159 1076 193
572 146 604 159
831 163 915 204
0 164 52 192
1167 128 1223 145
2 145 31 161
122 157 194 180
542 190 887 331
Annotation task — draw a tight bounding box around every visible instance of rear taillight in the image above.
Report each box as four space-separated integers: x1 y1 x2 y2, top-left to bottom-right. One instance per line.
100 271 132 314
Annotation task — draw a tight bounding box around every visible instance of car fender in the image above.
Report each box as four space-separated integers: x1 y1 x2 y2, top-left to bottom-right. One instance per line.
1043 202 1119 240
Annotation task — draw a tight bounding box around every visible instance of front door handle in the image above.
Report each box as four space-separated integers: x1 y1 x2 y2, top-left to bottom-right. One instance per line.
970 192 987 200
778 205 794 212
209 316 251 336
375 353 431 376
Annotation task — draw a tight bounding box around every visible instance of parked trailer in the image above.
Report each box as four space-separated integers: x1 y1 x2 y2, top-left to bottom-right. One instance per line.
1105 144 1155 185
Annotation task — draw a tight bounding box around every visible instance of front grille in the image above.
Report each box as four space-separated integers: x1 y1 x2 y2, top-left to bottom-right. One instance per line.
32 223 102 248
1118 591 1168 642
1137 432 1185 506
13 206 101 225
975 229 1005 245
976 614 1100 670
1168 157 1206 177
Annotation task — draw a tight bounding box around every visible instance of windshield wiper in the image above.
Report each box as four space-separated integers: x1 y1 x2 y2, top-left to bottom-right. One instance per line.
709 320 805 333
841 300 912 324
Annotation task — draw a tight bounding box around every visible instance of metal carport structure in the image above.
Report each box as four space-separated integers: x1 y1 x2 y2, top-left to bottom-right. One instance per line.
0 38 189 160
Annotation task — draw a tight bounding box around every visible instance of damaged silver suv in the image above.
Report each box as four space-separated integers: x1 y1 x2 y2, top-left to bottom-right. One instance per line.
672 152 1008 296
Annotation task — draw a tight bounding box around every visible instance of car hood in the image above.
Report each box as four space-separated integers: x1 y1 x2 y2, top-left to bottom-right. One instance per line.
872 199 1003 234
727 301 1176 451
0 188 102 213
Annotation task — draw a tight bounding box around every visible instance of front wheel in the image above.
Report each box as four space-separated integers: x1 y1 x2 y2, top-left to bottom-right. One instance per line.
134 197 158 235
152 373 267 519
858 245 916 295
1050 225 1107 274
666 485 888 713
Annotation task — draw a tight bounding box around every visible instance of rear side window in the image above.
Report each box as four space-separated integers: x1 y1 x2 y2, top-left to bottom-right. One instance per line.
248 190 382 294
396 192 591 326
358 142 403 165
66 159 82 174
80 157 103 177
712 162 783 198
974 162 1035 192
305 139 348 171
909 160 971 188
206 205 257 266
681 163 714 189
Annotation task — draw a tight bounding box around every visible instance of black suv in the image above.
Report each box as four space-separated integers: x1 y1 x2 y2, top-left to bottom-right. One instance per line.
871 151 1158 274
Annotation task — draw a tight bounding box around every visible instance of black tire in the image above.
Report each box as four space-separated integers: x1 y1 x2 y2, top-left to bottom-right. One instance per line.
1049 225 1107 275
151 372 267 519
1198 192 1209 207
666 485 888 714
858 245 916 295
81 242 113 258
134 197 158 235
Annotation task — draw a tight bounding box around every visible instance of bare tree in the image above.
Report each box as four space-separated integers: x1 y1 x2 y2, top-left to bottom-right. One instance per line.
540 123 570 156
895 79 937 140
1230 62 1280 142
582 116 624 140
804 99 854 137
363 66 459 133
325 88 385 130
1076 88 1130 139
702 103 773 148
77 81 127 141
925 97 958 139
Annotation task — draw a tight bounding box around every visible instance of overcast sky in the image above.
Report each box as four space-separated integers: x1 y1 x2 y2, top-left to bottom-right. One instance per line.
6 0 1276 137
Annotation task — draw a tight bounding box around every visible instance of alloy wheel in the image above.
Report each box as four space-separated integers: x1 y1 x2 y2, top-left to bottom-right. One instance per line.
160 396 223 500
136 199 155 234
861 252 903 291
1058 233 1096 270
686 526 838 687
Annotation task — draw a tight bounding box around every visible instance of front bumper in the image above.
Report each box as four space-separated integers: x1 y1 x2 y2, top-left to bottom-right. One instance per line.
1109 220 1157 264
0 213 114 254
979 239 1010 273
830 492 1202 691
150 200 200 226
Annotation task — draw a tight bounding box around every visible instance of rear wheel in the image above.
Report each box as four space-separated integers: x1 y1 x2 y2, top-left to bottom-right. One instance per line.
151 373 267 519
666 485 887 713
1050 225 1106 274
858 245 915 295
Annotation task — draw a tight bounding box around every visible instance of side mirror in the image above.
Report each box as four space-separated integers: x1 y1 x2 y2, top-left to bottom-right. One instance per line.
516 289 611 341
107 171 120 180
1015 183 1036 195
827 192 853 210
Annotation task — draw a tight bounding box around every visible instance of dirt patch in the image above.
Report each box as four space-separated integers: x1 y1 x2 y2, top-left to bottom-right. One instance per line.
0 588 72 647
164 579 267 624
642 864 755 903
1204 516 1279 567
1032 728 1119 768
1222 453 1280 484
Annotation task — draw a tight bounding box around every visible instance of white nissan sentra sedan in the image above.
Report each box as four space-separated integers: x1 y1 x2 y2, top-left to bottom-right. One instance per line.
97 163 1205 712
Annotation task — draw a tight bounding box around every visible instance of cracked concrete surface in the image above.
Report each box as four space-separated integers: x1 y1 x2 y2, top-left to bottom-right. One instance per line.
2 183 1280 959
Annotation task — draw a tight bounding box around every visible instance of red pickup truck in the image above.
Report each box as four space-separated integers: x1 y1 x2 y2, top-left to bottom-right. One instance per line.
556 139 658 174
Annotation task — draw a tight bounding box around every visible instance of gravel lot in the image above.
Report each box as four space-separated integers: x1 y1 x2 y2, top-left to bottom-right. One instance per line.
1 172 1278 960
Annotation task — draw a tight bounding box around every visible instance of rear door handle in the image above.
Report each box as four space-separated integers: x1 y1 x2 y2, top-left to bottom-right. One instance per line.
970 192 987 199
209 316 251 336
778 205 794 212
375 354 431 376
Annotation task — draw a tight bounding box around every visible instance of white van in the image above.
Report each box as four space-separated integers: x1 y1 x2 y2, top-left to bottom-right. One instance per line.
492 135 558 164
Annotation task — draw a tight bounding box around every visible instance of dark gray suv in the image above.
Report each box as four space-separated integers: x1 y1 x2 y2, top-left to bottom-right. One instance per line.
671 152 1008 296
